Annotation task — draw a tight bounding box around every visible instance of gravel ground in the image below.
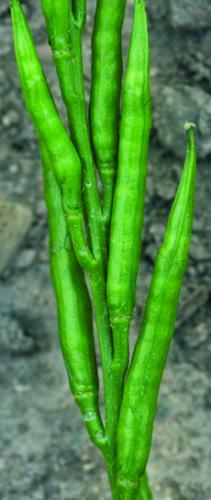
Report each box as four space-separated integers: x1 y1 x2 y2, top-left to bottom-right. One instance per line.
1 1 211 499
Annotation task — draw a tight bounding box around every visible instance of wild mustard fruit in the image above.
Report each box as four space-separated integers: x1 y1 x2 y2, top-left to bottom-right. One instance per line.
90 0 127 231
10 0 197 498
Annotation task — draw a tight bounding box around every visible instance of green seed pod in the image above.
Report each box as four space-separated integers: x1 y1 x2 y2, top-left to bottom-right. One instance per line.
90 0 126 223
90 0 126 172
116 124 197 498
107 0 151 390
11 0 97 273
41 143 107 452
10 0 81 213
41 0 106 264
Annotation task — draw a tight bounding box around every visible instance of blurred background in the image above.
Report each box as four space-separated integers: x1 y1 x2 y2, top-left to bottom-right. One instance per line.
1 1 211 498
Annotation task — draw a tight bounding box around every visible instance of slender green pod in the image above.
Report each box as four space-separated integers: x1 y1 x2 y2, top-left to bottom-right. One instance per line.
107 0 151 409
41 0 105 263
116 124 196 498
10 0 97 274
41 143 107 452
11 0 81 210
90 0 127 227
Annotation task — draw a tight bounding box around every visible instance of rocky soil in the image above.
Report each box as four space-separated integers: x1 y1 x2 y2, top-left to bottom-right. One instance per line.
1 1 211 499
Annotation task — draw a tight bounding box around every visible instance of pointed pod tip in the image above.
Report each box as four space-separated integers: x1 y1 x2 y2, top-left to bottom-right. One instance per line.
184 121 196 132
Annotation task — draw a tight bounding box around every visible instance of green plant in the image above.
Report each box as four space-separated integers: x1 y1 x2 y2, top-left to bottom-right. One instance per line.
10 0 197 498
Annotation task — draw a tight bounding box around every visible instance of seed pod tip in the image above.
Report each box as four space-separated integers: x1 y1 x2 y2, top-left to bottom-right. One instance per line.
184 121 196 132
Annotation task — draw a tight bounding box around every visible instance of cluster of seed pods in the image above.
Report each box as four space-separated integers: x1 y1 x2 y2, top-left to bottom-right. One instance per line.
10 0 196 498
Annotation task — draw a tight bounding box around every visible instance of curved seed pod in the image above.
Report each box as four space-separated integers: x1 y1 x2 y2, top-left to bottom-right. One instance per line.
90 0 126 226
107 0 151 405
116 124 197 498
41 0 105 264
41 143 107 453
11 0 80 211
11 0 97 270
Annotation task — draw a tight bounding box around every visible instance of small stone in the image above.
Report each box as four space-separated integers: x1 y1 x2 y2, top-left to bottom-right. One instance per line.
0 314 34 354
156 178 177 201
35 200 46 216
91 485 100 496
4 109 19 126
0 200 33 275
2 114 11 127
190 235 210 261
80 453 91 463
187 322 208 348
15 249 36 270
14 384 31 393
9 164 19 174
83 462 95 472
149 223 165 243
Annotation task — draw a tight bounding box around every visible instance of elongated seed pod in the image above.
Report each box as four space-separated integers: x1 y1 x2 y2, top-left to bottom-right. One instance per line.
11 0 97 272
90 0 126 224
107 0 151 400
11 0 81 212
41 144 107 452
41 0 106 264
116 124 196 498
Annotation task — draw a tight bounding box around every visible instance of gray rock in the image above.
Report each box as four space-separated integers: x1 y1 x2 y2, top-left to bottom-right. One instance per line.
15 248 36 270
0 314 34 354
187 322 208 348
154 85 211 159
147 0 169 21
169 0 211 30
176 285 209 330
0 1 9 17
190 235 210 261
0 200 32 275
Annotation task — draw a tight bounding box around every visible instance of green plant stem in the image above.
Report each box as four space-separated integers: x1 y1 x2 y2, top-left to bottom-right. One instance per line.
136 473 153 499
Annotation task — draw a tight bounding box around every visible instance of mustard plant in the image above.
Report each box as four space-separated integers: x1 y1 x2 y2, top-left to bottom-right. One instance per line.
10 1 197 498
